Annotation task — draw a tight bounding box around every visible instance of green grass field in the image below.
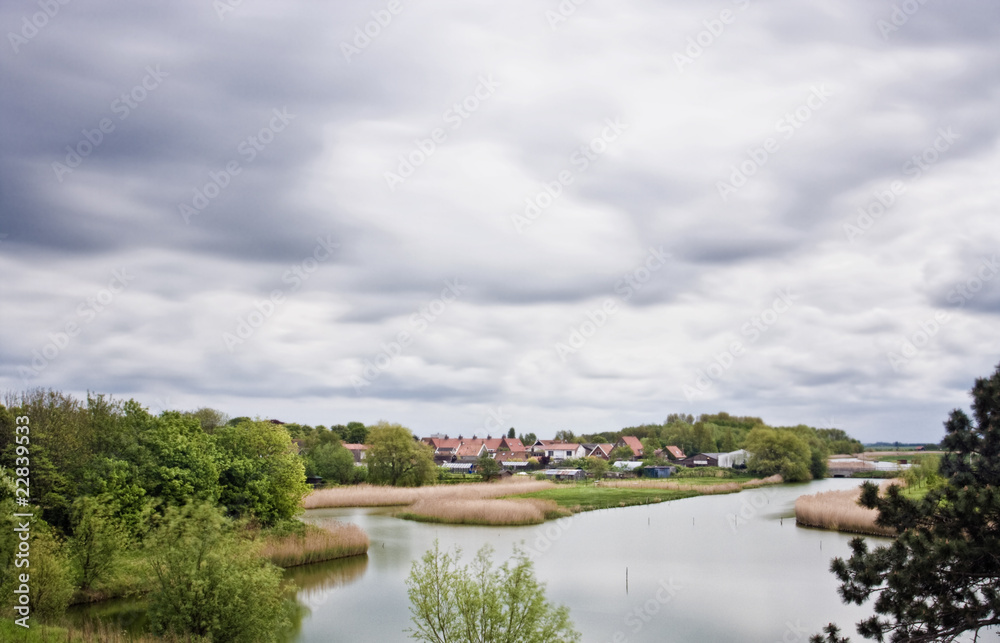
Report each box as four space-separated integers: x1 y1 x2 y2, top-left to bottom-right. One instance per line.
512 486 700 512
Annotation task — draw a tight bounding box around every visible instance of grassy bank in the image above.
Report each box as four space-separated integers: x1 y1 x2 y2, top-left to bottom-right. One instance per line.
515 475 783 513
514 486 700 512
0 618 182 642
794 481 901 537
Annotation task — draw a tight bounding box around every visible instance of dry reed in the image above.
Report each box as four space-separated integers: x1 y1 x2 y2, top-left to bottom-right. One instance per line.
794 481 901 537
398 498 566 526
260 520 370 567
304 479 556 509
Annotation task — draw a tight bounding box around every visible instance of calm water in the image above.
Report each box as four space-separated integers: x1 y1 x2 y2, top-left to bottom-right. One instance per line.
292 478 884 643
72 479 973 642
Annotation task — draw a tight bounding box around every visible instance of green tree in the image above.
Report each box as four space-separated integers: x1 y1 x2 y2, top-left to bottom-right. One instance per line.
507 427 516 439
214 419 310 526
23 523 74 623
146 503 292 642
307 441 359 484
609 446 633 462
345 421 369 444
68 496 126 591
139 412 221 507
521 432 537 446
476 454 502 481
582 456 609 480
182 407 230 433
745 427 812 482
366 422 436 487
813 362 1000 642
406 541 580 643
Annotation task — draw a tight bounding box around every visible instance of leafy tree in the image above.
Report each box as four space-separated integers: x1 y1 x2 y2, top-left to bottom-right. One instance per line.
68 496 126 590
406 541 580 643
554 430 576 443
345 421 369 444
21 522 74 623
507 427 516 439
476 454 502 481
214 419 310 526
146 503 293 642
745 427 812 482
182 407 230 433
582 456 609 479
139 412 221 506
609 446 633 462
813 362 1000 642
521 432 538 446
306 441 360 484
366 422 436 487
81 457 149 540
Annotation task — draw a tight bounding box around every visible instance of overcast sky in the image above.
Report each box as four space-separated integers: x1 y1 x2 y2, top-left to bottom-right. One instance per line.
2 1 998 443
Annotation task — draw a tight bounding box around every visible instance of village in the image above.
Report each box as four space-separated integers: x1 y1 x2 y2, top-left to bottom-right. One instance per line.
329 432 753 482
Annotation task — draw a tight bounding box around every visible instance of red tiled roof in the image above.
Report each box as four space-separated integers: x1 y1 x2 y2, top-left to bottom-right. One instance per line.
456 442 486 457
665 445 685 459
620 436 644 456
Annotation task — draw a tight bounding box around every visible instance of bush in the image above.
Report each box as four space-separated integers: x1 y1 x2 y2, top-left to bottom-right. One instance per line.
146 503 294 642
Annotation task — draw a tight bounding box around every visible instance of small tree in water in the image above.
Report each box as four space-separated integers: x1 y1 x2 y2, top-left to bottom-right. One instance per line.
406 540 580 643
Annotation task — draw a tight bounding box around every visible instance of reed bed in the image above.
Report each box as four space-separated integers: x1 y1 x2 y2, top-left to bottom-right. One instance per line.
304 479 556 509
795 481 901 537
598 474 783 495
260 520 370 567
397 497 567 526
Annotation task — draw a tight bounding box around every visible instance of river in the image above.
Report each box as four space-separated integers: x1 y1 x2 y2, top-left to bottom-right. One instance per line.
291 478 883 642
67 478 927 642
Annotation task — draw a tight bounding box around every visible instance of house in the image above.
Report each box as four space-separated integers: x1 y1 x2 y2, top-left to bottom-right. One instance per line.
616 436 644 459
342 443 368 463
677 453 718 467
663 445 685 461
455 442 487 462
538 442 587 462
422 437 463 463
587 443 615 460
675 450 748 468
498 437 525 452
